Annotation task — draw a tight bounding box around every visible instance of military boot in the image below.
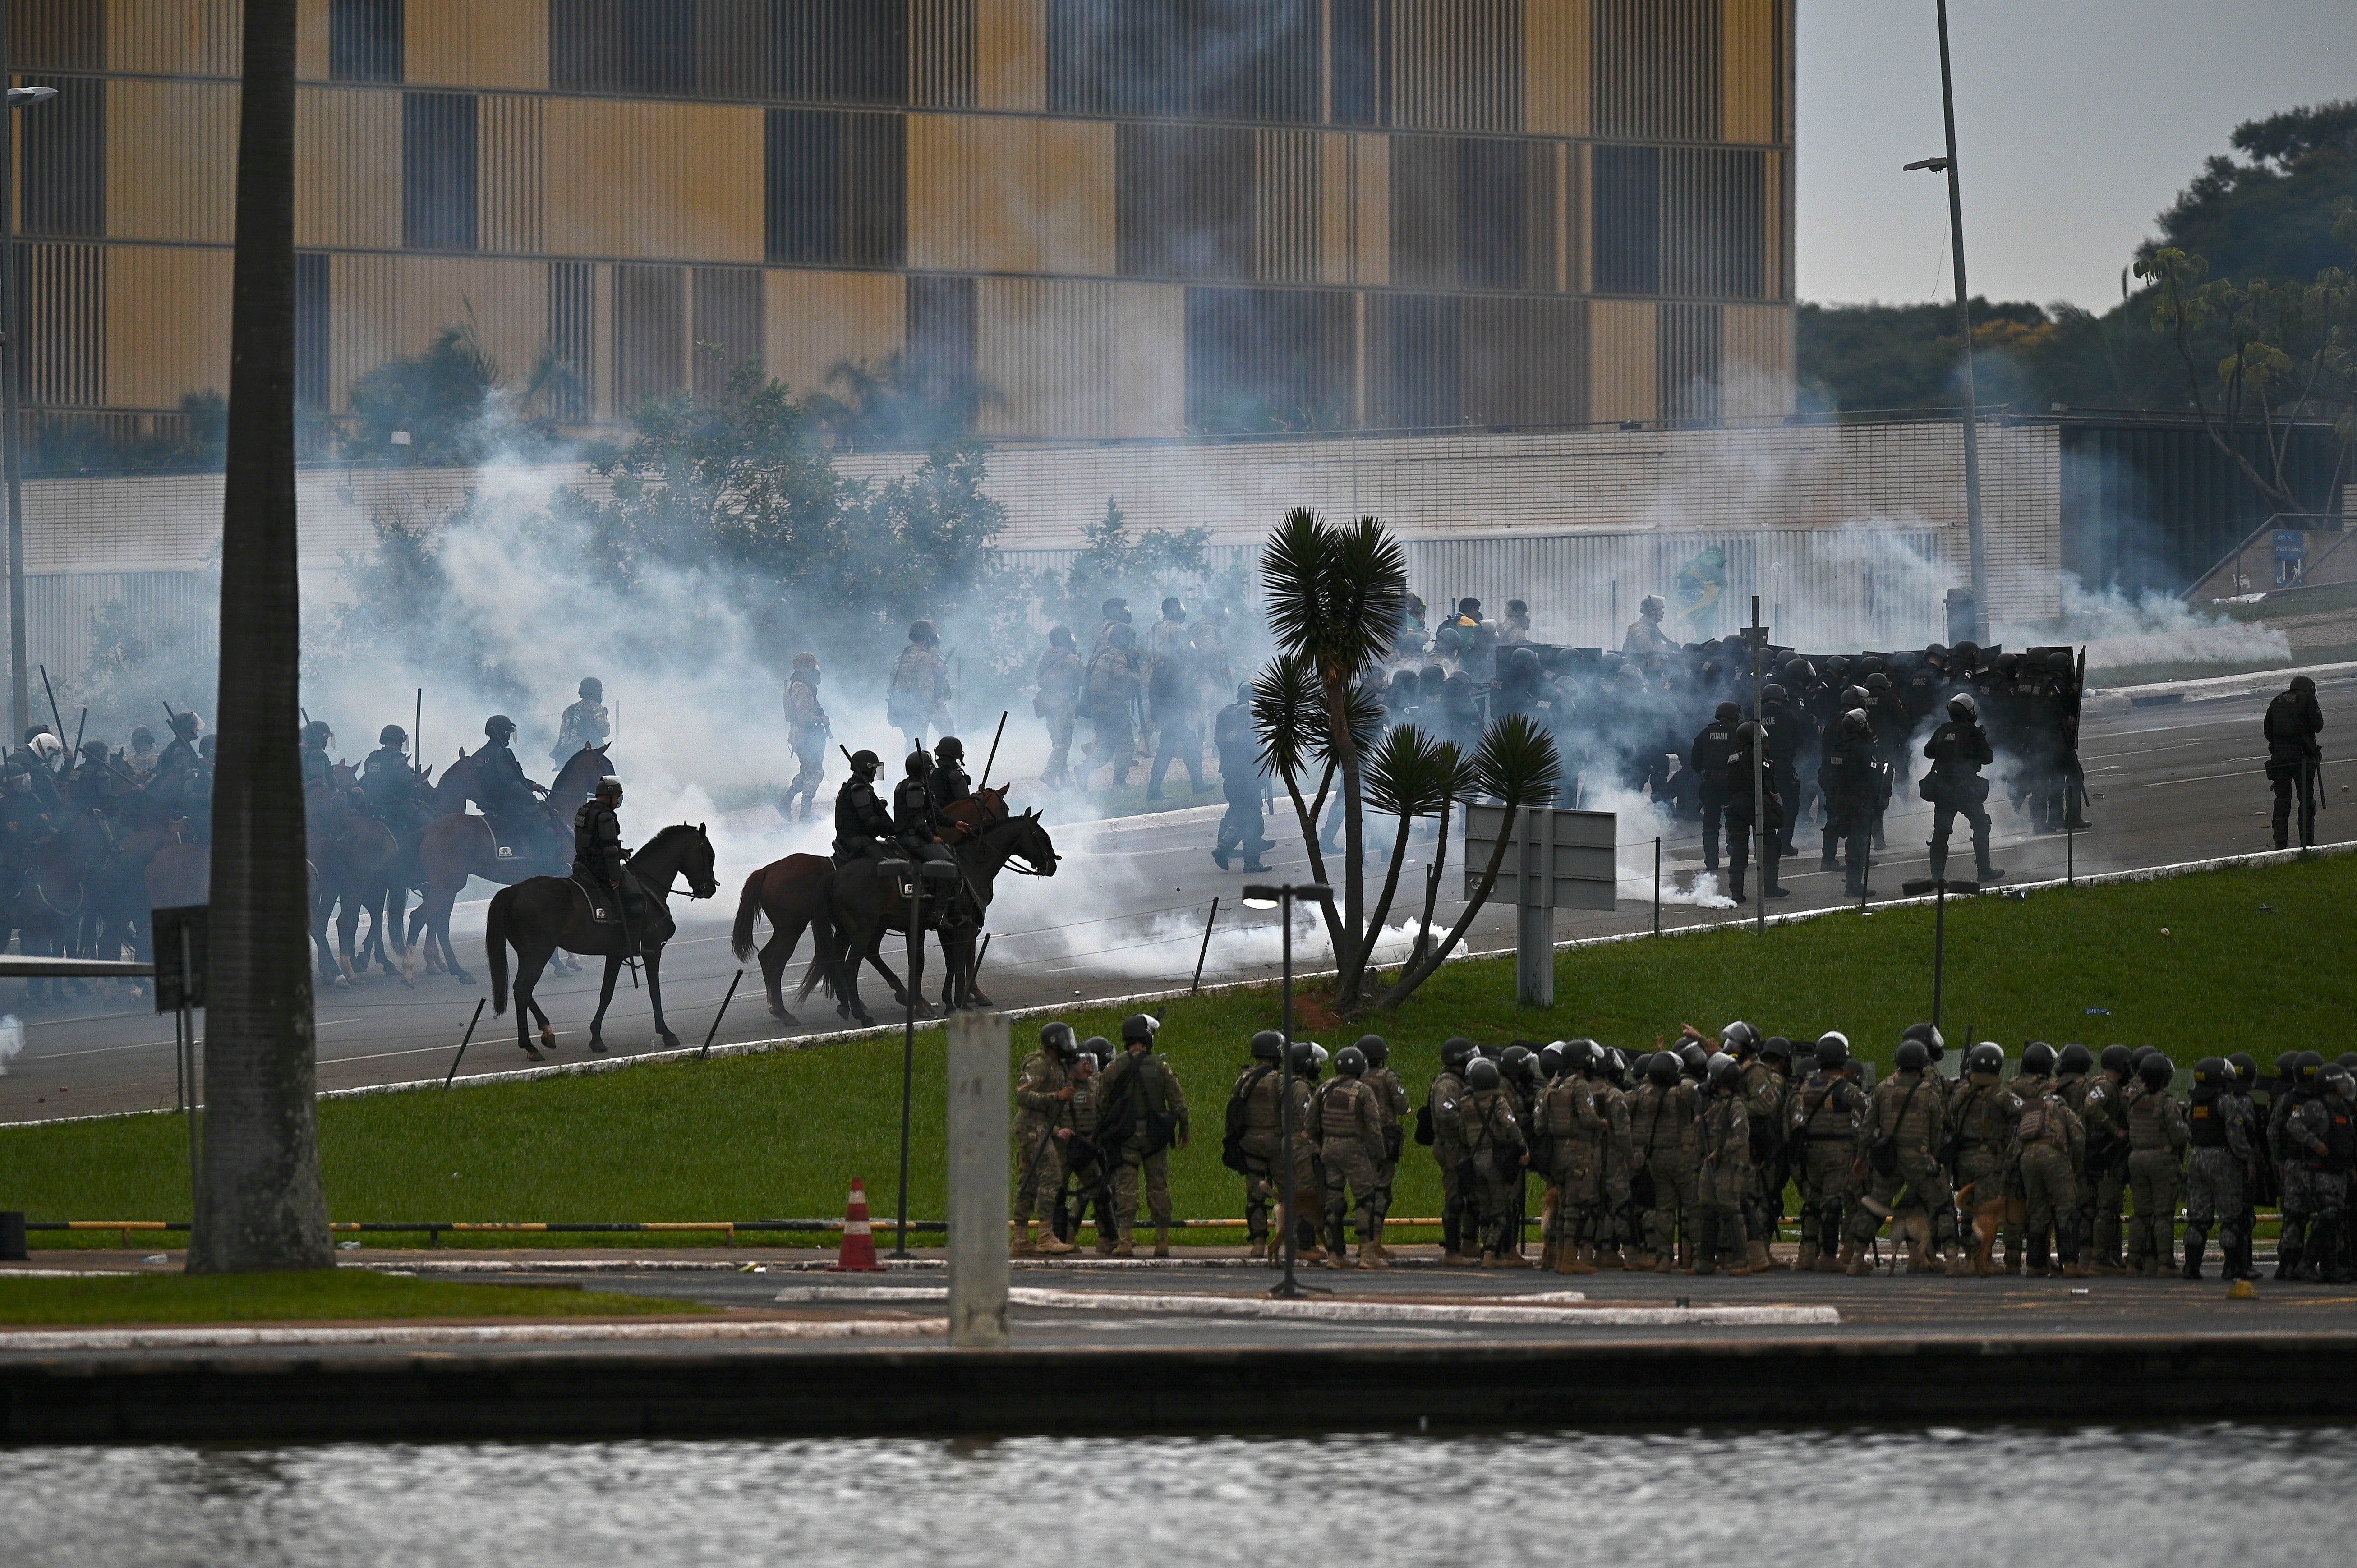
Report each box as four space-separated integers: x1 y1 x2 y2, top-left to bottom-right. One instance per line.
1728 869 1746 902
1036 1230 1076 1256
1676 1240 1697 1274
1355 1241 1386 1270
1796 1241 1820 1273
2182 1237 2205 1281
1596 1244 1626 1269
1012 1220 1036 1256
1094 1228 1119 1256
1557 1244 1597 1276
1816 1242 1847 1274
1110 1235 1136 1258
1746 1239 1774 1274
2003 1243 2024 1276
1153 1226 1171 1260
1843 1244 1873 1277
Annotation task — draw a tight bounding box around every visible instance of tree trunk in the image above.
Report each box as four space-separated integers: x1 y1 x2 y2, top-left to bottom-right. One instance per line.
189 0 331 1276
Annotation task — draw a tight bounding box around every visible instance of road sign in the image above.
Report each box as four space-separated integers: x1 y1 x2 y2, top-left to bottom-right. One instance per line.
2274 529 2306 562
1463 804 1616 911
152 904 208 1013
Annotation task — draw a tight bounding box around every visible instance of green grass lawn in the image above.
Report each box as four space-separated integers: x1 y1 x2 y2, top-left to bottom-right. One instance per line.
0 1270 706 1325
2 855 2347 1246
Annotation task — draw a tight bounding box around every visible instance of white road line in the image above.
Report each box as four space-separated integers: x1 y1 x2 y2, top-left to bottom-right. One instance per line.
2142 758 2357 788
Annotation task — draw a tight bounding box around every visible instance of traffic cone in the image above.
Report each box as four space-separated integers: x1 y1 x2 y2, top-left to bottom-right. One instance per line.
829 1177 886 1272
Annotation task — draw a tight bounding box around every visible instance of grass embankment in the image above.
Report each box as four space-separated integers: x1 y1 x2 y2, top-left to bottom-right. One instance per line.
2 855 2347 1246
0 1270 704 1325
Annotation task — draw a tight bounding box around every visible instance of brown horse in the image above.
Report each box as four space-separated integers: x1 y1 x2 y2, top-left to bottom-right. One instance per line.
730 786 1010 1021
487 823 720 1059
409 744 613 983
306 764 402 989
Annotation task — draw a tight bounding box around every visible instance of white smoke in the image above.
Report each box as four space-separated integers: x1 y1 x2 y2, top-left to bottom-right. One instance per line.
1995 578 2290 677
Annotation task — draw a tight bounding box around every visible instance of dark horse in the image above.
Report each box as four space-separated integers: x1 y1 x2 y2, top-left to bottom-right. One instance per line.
732 789 1011 1022
412 744 613 983
486 822 720 1060
801 809 1058 1027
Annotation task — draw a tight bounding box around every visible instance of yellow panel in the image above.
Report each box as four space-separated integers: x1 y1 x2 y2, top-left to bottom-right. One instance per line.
480 95 545 254
1351 132 1389 287
1722 0 1776 144
1524 0 1589 136
908 114 1034 272
1721 303 1794 416
763 269 904 401
109 0 244 77
327 254 551 414
296 87 401 250
975 0 1044 112
407 0 550 91
105 246 234 407
543 100 765 262
297 0 330 80
1316 132 1354 287
106 79 237 244
1588 299 1654 424
1036 118 1114 276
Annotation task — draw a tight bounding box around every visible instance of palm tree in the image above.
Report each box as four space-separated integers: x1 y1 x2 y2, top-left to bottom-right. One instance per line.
188 0 332 1275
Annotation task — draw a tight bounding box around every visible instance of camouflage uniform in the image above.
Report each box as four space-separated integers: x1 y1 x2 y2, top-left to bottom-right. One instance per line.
2013 1081 2085 1274
1739 1056 1788 1264
1229 1062 1303 1251
1428 1066 1473 1260
2279 1091 2352 1282
1364 1061 1409 1239
2124 1082 2189 1274
2184 1083 2255 1278
1948 1074 2024 1274
2064 1069 2131 1272
1594 1074 1634 1266
1631 1078 1702 1267
1848 1068 1960 1269
1460 1085 1530 1260
1313 1074 1387 1261
1097 1046 1189 1251
1537 1072 1605 1265
1695 1085 1752 1273
1786 1068 1864 1267
1012 1048 1071 1231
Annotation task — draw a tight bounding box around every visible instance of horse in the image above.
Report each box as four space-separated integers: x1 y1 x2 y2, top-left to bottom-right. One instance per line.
304 764 405 989
486 822 719 1060
0 828 90 1007
730 786 1010 1022
801 809 1058 1027
408 744 612 983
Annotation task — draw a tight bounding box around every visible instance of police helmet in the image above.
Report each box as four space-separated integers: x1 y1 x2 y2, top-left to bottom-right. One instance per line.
2021 1041 2058 1076
1926 642 1951 660
2192 1056 2227 1088
2058 1043 2095 1075
1842 685 1871 710
1866 672 1893 692
1567 1038 1602 1072
908 619 937 643
2048 650 2072 673
1993 653 2020 679
935 736 964 761
2138 1054 2175 1090
1761 682 1788 704
579 677 603 699
1645 1053 1680 1087
1953 641 1982 665
1465 1057 1502 1090
1537 1043 1567 1080
1736 720 1767 744
1896 1039 1930 1073
1101 597 1129 620
2099 1044 2134 1076
1967 1042 2004 1078
484 714 516 739
849 749 880 775
1603 1048 1628 1081
1760 1035 1794 1064
2228 1051 2258 1086
1721 1021 1761 1055
2290 674 2316 694
1441 1036 1475 1070
1356 1034 1388 1067
2131 1045 2161 1071
2326 1067 2357 1101
169 711 202 737
1309 1042 1330 1069
1715 701 1740 722
1705 1053 1741 1088
1815 1034 1850 1070
300 720 332 747
1040 1022 1078 1061
1081 1035 1114 1065
1947 694 1978 722
2295 1051 2325 1086
1049 625 1075 648
378 724 406 745
1901 1022 1944 1061
594 776 622 799
2340 1052 2357 1072
1501 1044 1534 1073
1782 658 1815 684
1677 1043 1708 1079
1120 1013 1158 1045
905 751 933 777
1248 1029 1284 1062
1335 1046 1367 1078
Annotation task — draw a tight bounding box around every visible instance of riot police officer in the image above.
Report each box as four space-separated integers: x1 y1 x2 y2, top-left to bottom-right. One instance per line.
572 776 643 938
892 751 957 889
831 750 893 863
1687 701 1739 874
1924 693 2003 884
930 736 972 808
2264 673 2325 849
298 720 335 789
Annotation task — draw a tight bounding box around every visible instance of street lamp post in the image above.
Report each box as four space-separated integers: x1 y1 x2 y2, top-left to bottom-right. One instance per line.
880 856 960 1260
1240 880 1333 1301
1906 0 1991 646
0 72 60 743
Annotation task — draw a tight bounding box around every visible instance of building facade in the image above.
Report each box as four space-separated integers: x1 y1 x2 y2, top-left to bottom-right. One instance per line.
10 0 1795 446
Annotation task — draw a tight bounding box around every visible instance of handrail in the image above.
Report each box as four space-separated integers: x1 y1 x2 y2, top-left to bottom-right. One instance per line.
2180 512 2345 602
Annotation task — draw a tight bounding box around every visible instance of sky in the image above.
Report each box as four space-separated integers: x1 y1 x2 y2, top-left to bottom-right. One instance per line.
1797 0 2357 309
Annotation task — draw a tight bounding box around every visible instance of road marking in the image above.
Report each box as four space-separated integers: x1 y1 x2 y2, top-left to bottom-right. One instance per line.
2142 758 2356 788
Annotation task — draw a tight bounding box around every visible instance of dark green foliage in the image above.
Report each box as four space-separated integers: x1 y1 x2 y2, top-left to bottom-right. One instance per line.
2145 101 2357 285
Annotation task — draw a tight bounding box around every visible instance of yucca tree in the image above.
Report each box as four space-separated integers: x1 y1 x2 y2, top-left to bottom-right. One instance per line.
1252 510 1405 1008
1373 712 1561 1011
1362 723 1459 961
189 0 333 1275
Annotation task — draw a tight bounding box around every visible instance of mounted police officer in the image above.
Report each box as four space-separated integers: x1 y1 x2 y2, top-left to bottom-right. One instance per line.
298 721 336 789
475 715 548 848
781 653 830 822
552 676 611 767
2265 673 2324 849
892 751 958 908
930 736 972 809
831 750 893 864
152 711 204 788
572 776 644 939
359 724 428 835
1924 692 2003 884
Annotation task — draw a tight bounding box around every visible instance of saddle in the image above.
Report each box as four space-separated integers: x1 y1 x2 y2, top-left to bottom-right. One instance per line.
570 869 634 924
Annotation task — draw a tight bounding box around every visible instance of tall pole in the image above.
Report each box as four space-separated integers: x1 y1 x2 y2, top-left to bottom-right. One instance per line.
1749 596 1766 936
1934 0 1992 645
2 14 30 743
1274 894 1300 1298
894 873 920 1259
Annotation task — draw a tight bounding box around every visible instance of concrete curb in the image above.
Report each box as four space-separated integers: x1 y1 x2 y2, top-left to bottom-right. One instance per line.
773 1283 1838 1328
0 1317 940 1352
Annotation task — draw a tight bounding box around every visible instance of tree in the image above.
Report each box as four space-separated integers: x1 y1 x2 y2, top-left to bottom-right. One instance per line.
2135 200 2356 513
342 308 569 466
189 0 333 1276
1037 497 1229 638
2142 101 2357 286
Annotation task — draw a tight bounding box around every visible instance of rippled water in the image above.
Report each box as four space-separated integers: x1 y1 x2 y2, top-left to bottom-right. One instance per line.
9 1426 2356 1568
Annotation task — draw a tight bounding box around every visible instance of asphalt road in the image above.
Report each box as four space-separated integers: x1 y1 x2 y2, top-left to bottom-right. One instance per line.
5 663 2352 1124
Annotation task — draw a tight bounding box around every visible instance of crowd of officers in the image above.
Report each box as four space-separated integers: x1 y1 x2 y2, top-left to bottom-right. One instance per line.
1009 1015 2357 1282
0 712 213 863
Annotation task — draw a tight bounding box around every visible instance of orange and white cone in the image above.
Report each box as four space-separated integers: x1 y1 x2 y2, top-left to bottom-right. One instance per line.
829 1177 886 1272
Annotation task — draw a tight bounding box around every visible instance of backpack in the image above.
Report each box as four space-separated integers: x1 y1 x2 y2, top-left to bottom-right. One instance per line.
1869 1079 1924 1177
1221 1066 1273 1173
2018 1096 2051 1145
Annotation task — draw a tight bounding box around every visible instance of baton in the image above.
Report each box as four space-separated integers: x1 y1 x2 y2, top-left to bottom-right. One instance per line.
37 665 65 763
978 708 1008 791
